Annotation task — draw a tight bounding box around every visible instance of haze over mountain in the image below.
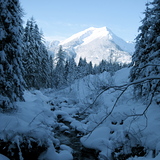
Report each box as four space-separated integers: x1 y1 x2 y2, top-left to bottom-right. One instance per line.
47 27 135 65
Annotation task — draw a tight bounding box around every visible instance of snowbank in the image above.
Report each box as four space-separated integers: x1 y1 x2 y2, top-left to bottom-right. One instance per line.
61 71 112 105
81 127 112 159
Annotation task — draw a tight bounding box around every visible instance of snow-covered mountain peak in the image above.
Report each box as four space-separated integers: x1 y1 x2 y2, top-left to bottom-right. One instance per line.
47 26 135 65
81 27 113 46
60 27 112 46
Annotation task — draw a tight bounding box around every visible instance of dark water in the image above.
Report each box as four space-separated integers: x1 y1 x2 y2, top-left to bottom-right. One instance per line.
55 118 99 160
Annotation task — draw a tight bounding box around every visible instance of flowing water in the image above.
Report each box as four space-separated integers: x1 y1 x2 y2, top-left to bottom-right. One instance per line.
55 117 99 160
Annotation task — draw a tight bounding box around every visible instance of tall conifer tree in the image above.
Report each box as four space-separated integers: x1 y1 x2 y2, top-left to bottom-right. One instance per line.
0 0 24 111
54 46 66 88
23 18 52 89
130 0 160 100
64 57 77 85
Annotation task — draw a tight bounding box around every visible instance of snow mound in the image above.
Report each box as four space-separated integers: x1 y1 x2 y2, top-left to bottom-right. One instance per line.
62 71 112 104
39 144 73 160
0 154 10 160
81 127 112 158
113 67 130 85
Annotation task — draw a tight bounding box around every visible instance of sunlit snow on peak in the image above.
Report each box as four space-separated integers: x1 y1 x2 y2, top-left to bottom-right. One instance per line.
47 26 135 65
82 27 113 45
60 27 112 46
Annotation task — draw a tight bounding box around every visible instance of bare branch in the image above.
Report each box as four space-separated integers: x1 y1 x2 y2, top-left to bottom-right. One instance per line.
83 76 159 138
80 86 110 114
85 87 129 139
28 111 44 126
124 86 155 119
80 76 160 115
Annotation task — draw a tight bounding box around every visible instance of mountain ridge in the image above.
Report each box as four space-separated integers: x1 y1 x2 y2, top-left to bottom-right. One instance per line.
46 27 135 65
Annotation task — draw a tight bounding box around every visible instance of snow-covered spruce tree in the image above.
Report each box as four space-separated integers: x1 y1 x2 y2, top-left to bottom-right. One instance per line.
0 0 25 112
93 59 125 75
23 18 37 88
23 18 52 89
53 45 66 88
48 55 54 88
64 57 77 85
77 57 89 78
97 60 107 73
34 25 53 88
130 0 160 101
88 61 93 75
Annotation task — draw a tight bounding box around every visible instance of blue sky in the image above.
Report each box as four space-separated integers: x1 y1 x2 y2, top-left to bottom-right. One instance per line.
20 0 151 42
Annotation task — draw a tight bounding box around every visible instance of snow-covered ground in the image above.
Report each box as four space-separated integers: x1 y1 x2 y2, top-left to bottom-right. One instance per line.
0 67 160 160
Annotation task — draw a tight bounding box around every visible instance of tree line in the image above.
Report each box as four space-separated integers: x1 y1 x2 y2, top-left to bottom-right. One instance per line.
23 17 126 89
54 45 127 88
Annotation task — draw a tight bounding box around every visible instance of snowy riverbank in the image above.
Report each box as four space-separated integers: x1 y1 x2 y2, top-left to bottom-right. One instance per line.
0 68 160 160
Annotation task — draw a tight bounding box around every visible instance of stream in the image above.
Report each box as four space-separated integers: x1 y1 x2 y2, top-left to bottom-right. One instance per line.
55 115 99 160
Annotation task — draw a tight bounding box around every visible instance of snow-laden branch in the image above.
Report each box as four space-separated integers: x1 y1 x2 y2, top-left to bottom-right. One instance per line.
137 64 160 69
109 76 160 90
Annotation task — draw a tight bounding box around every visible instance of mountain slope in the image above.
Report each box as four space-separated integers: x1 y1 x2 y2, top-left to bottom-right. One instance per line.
47 27 135 65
